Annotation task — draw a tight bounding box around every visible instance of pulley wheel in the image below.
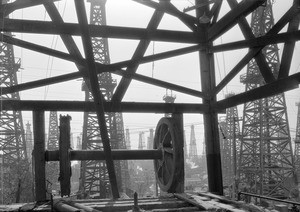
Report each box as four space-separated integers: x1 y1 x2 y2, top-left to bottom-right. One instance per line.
153 117 184 193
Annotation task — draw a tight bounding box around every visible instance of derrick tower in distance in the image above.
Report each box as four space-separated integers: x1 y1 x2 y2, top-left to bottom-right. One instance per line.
189 125 198 160
0 1 32 201
46 111 59 191
79 0 128 198
294 102 300 183
219 93 240 197
238 0 296 198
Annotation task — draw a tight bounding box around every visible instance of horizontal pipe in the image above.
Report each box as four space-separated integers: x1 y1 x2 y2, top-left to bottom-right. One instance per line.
45 149 163 161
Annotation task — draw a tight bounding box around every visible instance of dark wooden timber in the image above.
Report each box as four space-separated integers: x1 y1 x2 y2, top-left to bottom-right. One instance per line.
207 0 266 41
112 9 164 102
74 0 119 198
227 0 275 84
171 113 185 193
132 0 198 31
0 18 199 43
45 149 163 161
196 0 223 195
32 111 46 202
214 3 300 95
0 0 59 16
0 100 212 113
278 0 300 79
58 115 72 197
213 73 300 111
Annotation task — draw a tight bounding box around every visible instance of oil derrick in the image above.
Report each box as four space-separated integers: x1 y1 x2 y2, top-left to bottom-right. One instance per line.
125 129 131 150
184 130 188 160
294 102 300 182
147 129 154 150
138 132 145 150
189 125 198 160
219 94 241 197
46 111 59 192
239 0 295 198
80 0 128 198
0 8 32 202
25 122 33 162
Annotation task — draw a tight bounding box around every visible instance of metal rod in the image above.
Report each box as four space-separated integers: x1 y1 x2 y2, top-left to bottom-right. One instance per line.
45 149 163 161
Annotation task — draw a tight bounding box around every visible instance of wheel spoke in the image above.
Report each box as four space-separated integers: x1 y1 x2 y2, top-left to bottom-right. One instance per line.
162 130 171 146
164 154 173 177
163 161 172 178
161 161 170 184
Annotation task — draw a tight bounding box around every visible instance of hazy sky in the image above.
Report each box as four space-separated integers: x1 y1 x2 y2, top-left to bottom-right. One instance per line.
8 0 300 152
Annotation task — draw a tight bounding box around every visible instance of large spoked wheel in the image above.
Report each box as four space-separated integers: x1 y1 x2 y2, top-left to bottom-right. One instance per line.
153 117 184 193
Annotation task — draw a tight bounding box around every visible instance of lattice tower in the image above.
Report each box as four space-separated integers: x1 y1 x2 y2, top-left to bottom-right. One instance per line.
238 0 296 198
46 111 59 191
25 122 33 161
220 94 241 188
147 129 154 150
294 102 300 183
189 125 198 159
125 129 131 150
138 132 145 150
184 130 188 160
0 3 33 201
47 111 59 150
79 0 128 198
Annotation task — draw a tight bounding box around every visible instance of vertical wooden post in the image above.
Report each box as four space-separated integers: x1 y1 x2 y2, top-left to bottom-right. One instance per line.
33 110 46 202
172 113 184 193
59 115 72 197
196 0 223 195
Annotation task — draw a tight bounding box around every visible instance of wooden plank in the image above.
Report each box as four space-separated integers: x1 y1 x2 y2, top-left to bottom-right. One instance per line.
191 195 245 212
174 193 213 210
73 196 194 211
81 200 191 212
197 192 265 212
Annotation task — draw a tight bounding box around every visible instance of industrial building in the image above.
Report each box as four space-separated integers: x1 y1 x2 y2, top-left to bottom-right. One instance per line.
0 0 300 211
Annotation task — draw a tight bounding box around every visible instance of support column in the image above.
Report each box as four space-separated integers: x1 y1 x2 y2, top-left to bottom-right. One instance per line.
33 111 46 201
172 113 184 193
196 0 223 195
